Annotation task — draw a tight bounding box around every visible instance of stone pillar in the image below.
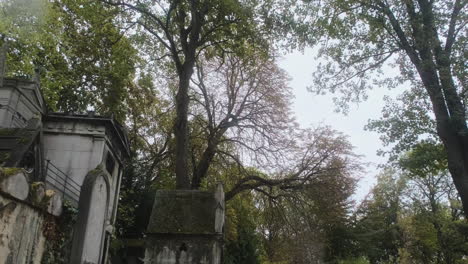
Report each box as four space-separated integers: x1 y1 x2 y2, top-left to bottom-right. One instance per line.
144 183 224 264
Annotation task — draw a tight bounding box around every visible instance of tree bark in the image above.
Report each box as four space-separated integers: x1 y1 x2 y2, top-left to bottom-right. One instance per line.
419 0 468 215
174 68 193 189
191 141 216 189
174 1 204 189
415 53 468 215
191 125 228 189
442 128 468 214
381 0 468 215
0 41 7 87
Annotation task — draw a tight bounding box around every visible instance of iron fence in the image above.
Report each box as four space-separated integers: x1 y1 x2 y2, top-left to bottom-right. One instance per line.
44 160 81 207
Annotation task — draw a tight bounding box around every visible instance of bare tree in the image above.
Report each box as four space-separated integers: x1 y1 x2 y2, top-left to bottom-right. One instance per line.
188 53 360 198
103 0 265 189
224 126 360 201
190 53 295 188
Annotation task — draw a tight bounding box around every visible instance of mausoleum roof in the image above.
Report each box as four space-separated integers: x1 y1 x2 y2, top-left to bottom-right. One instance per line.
44 112 131 160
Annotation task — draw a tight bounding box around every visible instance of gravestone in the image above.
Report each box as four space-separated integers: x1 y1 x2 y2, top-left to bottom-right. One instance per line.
70 165 110 264
144 183 224 264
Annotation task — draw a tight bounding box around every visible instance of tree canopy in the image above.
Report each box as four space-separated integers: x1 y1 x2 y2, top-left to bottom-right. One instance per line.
0 0 137 121
102 0 270 189
268 0 468 213
6 0 468 262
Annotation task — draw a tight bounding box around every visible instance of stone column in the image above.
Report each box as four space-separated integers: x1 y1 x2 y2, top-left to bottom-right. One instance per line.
144 183 224 264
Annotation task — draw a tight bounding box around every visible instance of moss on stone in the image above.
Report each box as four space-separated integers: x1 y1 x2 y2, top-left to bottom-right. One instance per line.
0 128 19 136
42 199 77 263
41 194 53 210
88 164 106 175
30 182 43 189
30 182 47 208
147 190 217 235
43 190 55 207
16 135 30 145
0 152 11 164
0 167 23 180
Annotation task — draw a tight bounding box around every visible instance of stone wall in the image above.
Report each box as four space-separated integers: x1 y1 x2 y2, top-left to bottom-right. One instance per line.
43 126 106 188
0 194 47 263
0 168 63 264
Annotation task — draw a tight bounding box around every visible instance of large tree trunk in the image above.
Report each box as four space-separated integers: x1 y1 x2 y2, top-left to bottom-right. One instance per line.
417 65 468 214
417 66 468 214
382 0 468 215
173 1 204 189
0 41 7 87
174 69 193 189
442 128 468 214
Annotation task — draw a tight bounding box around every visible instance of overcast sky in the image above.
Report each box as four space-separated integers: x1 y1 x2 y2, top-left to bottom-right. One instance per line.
279 48 403 202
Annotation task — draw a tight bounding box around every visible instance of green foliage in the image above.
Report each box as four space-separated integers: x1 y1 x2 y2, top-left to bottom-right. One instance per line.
224 194 262 264
0 0 137 121
352 169 405 264
114 70 177 238
265 0 468 215
346 162 468 264
398 208 468 263
338 257 370 264
12 2 468 264
365 87 437 160
399 142 447 178
266 0 466 110
257 160 357 263
401 213 439 262
42 200 78 263
127 0 271 69
1 1 366 263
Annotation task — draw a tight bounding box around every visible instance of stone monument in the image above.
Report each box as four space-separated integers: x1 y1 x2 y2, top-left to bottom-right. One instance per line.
144 183 225 264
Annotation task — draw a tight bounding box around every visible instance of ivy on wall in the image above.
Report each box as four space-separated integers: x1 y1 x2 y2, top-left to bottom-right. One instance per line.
42 201 78 263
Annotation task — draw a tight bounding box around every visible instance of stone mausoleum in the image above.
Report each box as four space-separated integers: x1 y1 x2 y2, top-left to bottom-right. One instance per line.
0 44 225 263
0 75 130 263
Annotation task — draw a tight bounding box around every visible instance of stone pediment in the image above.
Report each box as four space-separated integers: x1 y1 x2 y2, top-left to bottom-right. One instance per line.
18 81 45 113
2 78 46 114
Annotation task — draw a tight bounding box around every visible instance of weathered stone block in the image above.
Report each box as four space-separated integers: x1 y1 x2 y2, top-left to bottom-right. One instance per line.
147 190 217 235
145 183 225 264
0 168 29 200
30 181 45 206
45 189 63 216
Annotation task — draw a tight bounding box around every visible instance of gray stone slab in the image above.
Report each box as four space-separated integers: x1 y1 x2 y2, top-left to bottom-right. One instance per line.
0 168 29 200
46 189 63 217
70 165 111 264
147 190 217 235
